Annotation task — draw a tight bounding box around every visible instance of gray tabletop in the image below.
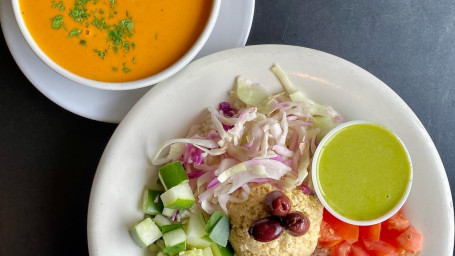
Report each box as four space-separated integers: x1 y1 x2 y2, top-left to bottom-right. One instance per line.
1 1 454 255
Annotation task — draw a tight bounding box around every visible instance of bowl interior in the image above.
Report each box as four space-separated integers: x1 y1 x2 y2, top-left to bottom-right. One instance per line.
11 0 221 90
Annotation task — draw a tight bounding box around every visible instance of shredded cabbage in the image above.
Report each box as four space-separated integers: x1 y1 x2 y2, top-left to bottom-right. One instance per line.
149 64 343 214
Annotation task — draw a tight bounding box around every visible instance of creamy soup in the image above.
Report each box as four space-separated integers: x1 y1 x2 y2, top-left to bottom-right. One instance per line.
19 0 213 82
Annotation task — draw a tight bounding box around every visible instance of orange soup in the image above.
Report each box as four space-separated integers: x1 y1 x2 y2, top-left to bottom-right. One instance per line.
19 0 213 82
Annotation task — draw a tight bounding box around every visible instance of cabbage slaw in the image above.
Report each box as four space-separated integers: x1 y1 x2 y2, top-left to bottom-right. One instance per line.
150 64 342 215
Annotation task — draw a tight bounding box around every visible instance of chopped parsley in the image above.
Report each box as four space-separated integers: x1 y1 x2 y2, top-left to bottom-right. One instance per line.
50 0 135 74
51 15 64 29
67 29 81 38
94 49 106 59
92 17 110 30
52 1 65 11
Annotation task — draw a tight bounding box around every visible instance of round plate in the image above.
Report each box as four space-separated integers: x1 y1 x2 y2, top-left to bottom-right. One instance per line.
87 45 454 255
0 0 254 123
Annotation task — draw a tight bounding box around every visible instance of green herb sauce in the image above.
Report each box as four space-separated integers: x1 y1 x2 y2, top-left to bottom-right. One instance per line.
316 122 411 221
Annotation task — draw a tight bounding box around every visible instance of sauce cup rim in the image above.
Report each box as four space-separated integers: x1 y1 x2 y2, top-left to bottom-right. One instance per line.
11 0 221 91
311 120 413 226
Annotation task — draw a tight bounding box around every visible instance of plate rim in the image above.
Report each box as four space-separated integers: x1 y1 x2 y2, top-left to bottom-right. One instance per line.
87 44 454 255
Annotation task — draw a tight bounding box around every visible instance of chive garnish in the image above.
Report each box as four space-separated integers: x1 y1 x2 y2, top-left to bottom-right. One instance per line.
51 15 64 29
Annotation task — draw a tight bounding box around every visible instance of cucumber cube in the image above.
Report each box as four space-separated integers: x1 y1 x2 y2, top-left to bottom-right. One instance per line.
129 218 162 248
161 223 184 233
159 161 189 190
163 241 186 255
208 216 230 247
187 212 212 249
153 214 172 227
163 228 187 247
160 181 195 210
143 189 164 215
202 247 214 256
162 207 177 217
205 211 224 233
180 248 204 256
210 243 234 256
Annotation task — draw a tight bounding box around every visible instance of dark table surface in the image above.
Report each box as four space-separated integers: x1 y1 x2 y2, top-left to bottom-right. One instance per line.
1 1 454 255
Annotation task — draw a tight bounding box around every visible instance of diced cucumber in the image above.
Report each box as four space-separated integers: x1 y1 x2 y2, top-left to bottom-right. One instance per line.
148 243 161 253
163 241 186 255
187 212 212 249
153 214 172 227
162 207 177 217
163 228 187 247
210 243 234 256
143 189 164 215
159 161 189 190
202 247 214 256
208 216 230 247
205 211 224 233
180 248 204 256
160 182 195 210
161 223 184 233
129 218 162 248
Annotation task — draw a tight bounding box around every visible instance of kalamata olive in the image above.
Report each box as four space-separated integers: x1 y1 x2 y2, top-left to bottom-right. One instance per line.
264 190 291 217
248 217 283 242
283 211 310 236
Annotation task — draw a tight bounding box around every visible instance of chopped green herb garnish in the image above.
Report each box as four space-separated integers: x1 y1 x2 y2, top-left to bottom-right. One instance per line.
154 33 159 40
99 9 104 14
67 29 81 38
51 15 64 29
132 57 136 64
79 40 87 46
52 1 65 11
123 67 131 73
94 49 106 59
92 16 110 30
112 66 118 71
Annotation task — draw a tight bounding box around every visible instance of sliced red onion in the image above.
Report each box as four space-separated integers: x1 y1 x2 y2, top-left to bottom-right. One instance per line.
300 183 313 195
171 210 178 221
188 170 206 179
207 178 219 189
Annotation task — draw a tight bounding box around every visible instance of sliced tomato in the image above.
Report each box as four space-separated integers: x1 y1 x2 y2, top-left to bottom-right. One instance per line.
319 220 343 247
359 223 381 241
363 238 400 256
394 225 423 254
351 242 369 256
334 240 352 256
323 209 359 244
382 212 409 233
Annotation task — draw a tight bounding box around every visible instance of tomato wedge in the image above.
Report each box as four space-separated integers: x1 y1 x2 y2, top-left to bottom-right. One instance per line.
334 241 352 256
359 223 381 241
394 225 423 254
323 209 359 244
351 242 369 256
382 212 409 233
363 238 400 256
319 220 343 247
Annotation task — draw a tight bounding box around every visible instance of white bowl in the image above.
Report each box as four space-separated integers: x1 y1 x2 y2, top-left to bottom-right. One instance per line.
311 120 413 226
11 0 221 91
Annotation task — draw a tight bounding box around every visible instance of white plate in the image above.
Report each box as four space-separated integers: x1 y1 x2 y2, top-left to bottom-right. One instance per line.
87 45 454 255
0 0 254 123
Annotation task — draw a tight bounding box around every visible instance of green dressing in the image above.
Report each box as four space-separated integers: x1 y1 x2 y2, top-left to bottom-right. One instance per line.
316 122 411 221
